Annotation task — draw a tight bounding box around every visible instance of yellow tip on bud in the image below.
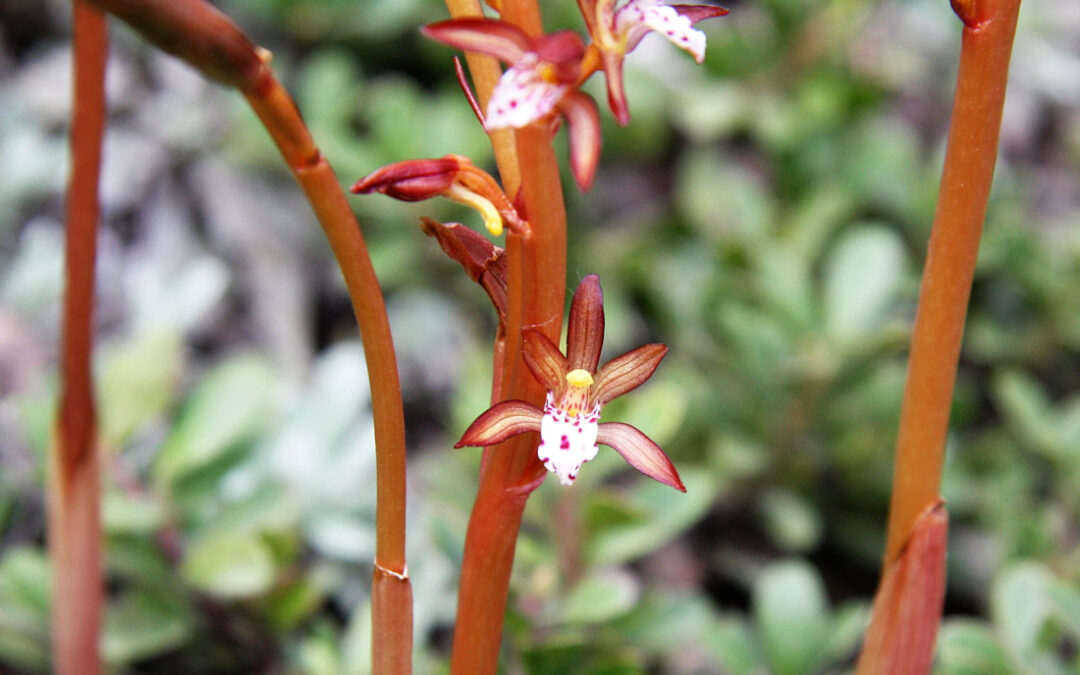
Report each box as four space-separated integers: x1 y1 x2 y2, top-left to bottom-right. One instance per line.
445 184 504 237
566 369 593 388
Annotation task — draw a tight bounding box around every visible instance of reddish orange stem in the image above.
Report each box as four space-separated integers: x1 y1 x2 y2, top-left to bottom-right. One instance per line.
860 0 1020 670
50 3 108 673
77 1 413 669
244 62 412 675
449 0 569 669
883 0 1021 564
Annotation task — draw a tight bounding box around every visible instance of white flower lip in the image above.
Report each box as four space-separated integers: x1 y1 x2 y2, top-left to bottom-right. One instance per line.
485 54 569 130
537 393 601 485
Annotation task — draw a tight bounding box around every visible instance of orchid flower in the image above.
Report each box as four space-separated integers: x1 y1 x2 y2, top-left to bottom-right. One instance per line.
578 0 729 124
351 154 524 237
456 275 684 491
423 19 602 191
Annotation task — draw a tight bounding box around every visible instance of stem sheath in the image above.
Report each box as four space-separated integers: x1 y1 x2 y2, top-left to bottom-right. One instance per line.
51 3 108 673
860 0 1020 669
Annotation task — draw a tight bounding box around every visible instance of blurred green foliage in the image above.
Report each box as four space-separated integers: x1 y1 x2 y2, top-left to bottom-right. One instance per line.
1 0 1078 671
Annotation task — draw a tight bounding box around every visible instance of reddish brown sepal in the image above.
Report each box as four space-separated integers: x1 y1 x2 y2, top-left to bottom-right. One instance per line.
566 274 605 373
420 218 508 321
597 422 686 491
455 400 543 448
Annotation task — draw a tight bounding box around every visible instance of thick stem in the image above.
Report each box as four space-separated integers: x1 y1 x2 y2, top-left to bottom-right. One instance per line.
450 0 568 669
859 0 1020 670
883 0 1021 563
50 4 107 673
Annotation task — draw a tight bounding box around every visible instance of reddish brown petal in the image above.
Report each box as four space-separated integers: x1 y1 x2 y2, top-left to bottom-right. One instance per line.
420 218 508 320
421 18 530 65
522 329 569 392
351 157 460 201
673 4 731 24
600 50 631 126
575 0 599 37
566 274 605 373
455 400 543 448
592 343 667 404
533 30 586 84
557 91 603 191
597 422 685 491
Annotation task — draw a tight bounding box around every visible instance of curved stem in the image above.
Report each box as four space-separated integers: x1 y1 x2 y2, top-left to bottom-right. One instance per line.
77 1 413 670
51 3 108 673
244 60 413 675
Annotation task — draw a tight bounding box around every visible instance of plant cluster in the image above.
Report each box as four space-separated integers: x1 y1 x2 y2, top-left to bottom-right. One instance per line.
0 0 1074 672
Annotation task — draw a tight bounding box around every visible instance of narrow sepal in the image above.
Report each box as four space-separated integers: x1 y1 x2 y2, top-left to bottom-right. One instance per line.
455 400 543 448
592 343 667 404
567 274 605 372
351 157 459 201
557 91 603 191
421 18 530 65
420 218 508 320
597 422 685 491
522 329 569 392
532 30 587 83
601 51 631 126
673 4 731 25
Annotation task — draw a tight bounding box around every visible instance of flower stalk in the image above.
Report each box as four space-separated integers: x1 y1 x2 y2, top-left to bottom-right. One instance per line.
78 0 413 670
860 0 1021 668
50 4 108 672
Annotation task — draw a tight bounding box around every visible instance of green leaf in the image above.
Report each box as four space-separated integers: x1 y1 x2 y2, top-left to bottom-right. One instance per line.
993 369 1059 458
154 355 278 487
586 469 714 565
705 615 762 674
990 562 1062 672
0 547 50 614
102 490 166 535
103 591 193 664
757 488 823 553
99 330 182 448
0 547 50 673
824 601 871 665
559 569 640 625
181 531 277 599
675 149 773 244
937 619 1015 675
752 559 829 675
611 379 688 448
823 224 907 346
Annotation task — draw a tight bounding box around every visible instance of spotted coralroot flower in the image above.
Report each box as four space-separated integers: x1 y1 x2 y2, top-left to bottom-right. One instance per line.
578 0 729 124
422 19 602 191
351 155 524 236
456 275 684 491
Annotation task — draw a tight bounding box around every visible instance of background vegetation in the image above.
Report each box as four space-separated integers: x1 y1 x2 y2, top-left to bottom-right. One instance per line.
1 0 1078 671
